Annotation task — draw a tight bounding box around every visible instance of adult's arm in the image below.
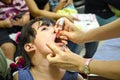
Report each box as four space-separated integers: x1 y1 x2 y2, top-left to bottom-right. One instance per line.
46 42 120 80
25 0 67 20
11 13 30 27
20 13 30 26
89 60 120 80
59 18 120 44
44 2 50 11
82 18 120 43
0 18 13 28
53 0 73 12
53 0 67 12
0 20 7 28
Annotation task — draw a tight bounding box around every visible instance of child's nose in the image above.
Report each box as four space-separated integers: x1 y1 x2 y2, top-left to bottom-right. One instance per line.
53 30 56 33
50 27 56 34
52 27 56 33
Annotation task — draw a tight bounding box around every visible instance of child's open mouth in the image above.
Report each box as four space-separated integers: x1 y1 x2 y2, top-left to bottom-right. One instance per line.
54 37 65 47
55 37 62 43
54 36 67 48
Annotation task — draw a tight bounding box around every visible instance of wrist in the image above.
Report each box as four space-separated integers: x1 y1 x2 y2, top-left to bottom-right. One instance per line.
82 58 92 74
80 32 89 44
77 30 86 44
77 57 86 72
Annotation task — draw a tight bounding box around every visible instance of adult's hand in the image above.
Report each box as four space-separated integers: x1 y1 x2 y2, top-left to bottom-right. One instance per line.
64 0 73 7
3 17 13 28
55 17 85 44
46 42 86 72
11 18 23 26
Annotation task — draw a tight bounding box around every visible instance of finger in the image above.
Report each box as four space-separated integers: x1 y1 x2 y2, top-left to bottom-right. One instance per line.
64 46 72 53
15 18 20 21
64 0 71 7
61 40 68 45
47 53 56 63
67 16 74 23
59 35 68 40
72 15 80 21
61 31 70 37
7 16 12 19
73 17 80 21
46 43 61 54
47 53 54 58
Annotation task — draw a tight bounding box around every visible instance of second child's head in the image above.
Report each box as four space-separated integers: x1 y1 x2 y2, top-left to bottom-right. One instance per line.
18 17 65 67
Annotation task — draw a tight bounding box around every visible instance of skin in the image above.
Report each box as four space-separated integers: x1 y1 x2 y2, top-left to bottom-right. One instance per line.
0 0 13 28
52 0 73 12
55 18 120 44
25 0 74 21
0 17 13 28
0 0 30 27
13 20 83 80
0 0 30 60
46 18 120 80
1 0 30 28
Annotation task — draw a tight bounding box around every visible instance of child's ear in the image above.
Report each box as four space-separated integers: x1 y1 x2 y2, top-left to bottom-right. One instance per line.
24 43 36 53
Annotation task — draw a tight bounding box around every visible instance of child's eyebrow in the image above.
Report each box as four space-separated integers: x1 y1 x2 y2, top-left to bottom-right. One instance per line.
36 20 54 29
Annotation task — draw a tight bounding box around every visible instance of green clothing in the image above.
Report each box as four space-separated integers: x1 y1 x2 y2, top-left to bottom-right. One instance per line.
0 49 8 78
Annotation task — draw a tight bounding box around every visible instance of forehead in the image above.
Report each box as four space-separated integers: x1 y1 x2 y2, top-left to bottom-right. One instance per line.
32 21 41 26
31 20 54 29
31 21 42 29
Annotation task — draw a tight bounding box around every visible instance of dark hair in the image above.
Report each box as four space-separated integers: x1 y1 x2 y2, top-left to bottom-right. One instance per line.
18 17 56 67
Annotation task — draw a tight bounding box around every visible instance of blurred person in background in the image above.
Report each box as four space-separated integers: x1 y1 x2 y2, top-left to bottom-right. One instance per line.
0 0 30 60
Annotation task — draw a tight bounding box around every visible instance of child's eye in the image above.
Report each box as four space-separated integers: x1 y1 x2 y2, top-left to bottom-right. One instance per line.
41 27 48 31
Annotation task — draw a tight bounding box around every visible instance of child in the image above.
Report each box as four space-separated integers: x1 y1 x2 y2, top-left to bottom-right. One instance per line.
13 17 83 80
49 0 78 15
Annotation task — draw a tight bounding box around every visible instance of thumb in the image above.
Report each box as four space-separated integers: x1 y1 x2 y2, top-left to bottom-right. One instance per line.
61 31 70 38
47 53 55 62
46 43 61 54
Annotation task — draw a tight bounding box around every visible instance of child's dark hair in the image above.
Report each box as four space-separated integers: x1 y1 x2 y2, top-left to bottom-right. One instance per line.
18 17 56 67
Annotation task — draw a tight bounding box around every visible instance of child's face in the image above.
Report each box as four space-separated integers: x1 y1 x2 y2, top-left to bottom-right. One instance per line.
32 21 65 55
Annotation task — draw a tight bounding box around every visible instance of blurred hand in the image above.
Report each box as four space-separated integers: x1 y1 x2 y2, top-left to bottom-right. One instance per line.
46 42 86 72
64 15 79 23
64 0 73 7
64 15 74 22
59 0 72 7
3 17 13 28
55 17 85 44
11 18 23 26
